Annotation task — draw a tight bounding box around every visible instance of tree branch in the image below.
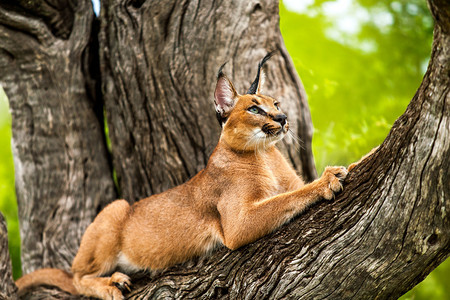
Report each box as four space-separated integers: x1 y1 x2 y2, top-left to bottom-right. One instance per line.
5 0 450 299
122 0 450 297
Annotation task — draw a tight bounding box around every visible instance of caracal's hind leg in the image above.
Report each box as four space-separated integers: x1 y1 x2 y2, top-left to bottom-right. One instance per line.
73 272 131 300
71 200 132 300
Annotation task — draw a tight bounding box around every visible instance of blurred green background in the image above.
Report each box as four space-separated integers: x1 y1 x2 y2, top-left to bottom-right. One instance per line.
0 87 21 279
0 0 448 298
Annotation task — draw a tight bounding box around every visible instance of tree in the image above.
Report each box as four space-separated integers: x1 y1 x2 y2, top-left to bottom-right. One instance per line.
0 214 17 299
0 0 448 299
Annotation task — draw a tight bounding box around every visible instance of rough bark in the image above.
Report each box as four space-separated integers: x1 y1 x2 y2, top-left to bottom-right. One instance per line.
0 0 116 274
100 0 316 202
121 1 449 297
0 213 17 299
1 0 449 299
126 1 449 297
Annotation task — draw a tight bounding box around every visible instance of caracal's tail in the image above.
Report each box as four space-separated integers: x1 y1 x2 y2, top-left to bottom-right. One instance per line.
15 268 77 296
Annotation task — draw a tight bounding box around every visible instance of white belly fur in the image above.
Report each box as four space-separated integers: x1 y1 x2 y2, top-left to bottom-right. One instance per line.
116 252 142 274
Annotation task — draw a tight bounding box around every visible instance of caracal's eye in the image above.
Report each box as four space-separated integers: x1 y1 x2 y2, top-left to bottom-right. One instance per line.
274 102 280 111
248 106 259 114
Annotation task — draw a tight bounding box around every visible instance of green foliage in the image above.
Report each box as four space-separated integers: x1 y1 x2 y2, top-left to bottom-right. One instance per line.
0 87 21 279
402 258 450 300
280 0 433 172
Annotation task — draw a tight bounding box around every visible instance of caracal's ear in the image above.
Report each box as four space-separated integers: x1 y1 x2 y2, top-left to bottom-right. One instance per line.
247 51 275 95
214 63 238 126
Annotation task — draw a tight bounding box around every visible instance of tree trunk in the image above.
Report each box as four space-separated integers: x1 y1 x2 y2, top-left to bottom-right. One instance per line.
1 0 449 299
0 0 116 274
0 213 17 299
100 0 316 203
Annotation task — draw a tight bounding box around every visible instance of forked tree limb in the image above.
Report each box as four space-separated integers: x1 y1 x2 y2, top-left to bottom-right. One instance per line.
112 0 450 298
0 0 314 297
2 0 449 299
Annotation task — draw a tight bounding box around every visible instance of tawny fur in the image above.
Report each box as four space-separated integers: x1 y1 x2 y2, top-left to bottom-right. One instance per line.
16 62 349 300
15 268 78 295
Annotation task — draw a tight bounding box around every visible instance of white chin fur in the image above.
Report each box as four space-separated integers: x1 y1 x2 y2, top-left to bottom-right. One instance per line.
246 129 284 150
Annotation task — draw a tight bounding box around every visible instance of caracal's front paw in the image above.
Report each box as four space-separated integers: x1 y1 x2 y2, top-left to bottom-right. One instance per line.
320 166 348 200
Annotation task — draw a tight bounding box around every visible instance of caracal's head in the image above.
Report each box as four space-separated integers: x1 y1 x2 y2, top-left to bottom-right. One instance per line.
214 53 288 152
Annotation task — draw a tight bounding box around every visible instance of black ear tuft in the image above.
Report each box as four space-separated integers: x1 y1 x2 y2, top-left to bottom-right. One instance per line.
217 62 227 79
247 51 275 94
